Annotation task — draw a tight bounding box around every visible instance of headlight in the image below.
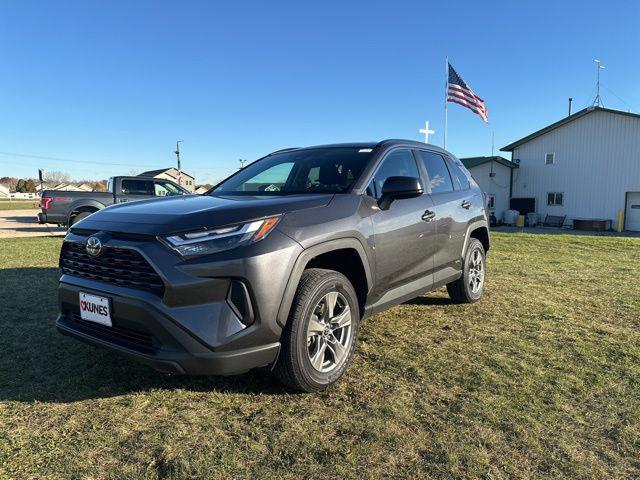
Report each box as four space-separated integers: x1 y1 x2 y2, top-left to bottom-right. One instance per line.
160 215 281 257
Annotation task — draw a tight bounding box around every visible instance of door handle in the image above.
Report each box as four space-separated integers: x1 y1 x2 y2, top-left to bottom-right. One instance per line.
461 200 471 210
422 210 436 222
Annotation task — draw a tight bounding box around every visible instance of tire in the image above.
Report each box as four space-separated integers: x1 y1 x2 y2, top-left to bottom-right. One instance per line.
68 211 92 228
446 238 486 303
274 268 360 392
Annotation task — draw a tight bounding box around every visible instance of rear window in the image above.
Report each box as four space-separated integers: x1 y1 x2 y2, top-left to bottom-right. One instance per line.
121 179 155 195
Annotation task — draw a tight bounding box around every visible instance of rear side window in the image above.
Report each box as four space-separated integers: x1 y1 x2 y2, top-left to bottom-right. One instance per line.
121 179 155 195
371 149 420 199
416 151 454 194
447 159 470 190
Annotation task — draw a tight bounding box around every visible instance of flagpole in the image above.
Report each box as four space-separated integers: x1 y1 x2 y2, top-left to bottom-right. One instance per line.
444 56 448 150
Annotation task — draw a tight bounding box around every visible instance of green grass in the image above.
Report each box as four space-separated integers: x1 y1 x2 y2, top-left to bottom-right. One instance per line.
0 233 639 479
0 200 39 210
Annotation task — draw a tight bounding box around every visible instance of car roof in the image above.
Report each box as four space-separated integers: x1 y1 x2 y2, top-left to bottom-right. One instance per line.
270 139 451 155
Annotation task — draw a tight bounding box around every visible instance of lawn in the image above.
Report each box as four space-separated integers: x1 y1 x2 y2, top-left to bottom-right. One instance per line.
0 233 638 479
0 200 39 211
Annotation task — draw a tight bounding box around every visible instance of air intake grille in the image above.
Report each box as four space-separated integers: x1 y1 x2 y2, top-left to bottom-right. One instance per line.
69 313 155 354
60 241 165 296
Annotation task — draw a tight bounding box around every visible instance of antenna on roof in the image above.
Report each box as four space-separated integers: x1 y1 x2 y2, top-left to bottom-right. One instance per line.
592 59 605 107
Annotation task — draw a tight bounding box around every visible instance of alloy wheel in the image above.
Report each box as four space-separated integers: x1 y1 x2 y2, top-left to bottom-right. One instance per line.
306 291 352 373
468 248 485 294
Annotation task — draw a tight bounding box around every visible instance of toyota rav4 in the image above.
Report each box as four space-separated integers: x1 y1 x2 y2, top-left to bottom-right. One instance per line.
56 140 489 392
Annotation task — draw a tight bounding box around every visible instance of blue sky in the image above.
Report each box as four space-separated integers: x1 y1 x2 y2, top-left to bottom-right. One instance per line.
1 0 639 184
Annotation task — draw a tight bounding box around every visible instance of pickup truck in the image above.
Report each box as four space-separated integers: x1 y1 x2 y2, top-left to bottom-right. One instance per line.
38 176 190 227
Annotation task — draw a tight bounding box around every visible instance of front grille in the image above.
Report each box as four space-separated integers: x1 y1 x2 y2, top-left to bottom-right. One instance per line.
60 241 165 296
68 313 155 354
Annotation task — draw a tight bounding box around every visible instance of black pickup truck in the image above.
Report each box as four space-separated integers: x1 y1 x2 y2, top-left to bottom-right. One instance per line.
38 176 190 227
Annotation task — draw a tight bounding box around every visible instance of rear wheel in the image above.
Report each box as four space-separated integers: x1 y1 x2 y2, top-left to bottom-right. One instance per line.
68 211 93 228
446 238 486 303
274 268 360 392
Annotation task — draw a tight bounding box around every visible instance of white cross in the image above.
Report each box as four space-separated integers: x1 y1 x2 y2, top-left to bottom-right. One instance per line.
419 121 435 143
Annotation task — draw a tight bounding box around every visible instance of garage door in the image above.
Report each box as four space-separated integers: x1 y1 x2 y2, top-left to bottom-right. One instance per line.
626 192 640 231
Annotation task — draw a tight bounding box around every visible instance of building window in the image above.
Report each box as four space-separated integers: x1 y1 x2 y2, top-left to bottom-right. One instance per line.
547 192 563 206
486 194 495 210
545 153 555 165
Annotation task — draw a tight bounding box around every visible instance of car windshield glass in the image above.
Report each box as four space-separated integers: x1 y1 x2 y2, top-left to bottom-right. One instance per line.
212 147 373 195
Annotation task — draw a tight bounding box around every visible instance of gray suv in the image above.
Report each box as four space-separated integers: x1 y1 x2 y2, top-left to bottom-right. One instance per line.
56 140 489 392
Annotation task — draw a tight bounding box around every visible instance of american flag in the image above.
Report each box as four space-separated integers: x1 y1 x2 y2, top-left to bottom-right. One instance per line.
447 63 488 123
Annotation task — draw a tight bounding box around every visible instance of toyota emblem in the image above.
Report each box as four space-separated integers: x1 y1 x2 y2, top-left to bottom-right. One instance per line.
86 236 103 257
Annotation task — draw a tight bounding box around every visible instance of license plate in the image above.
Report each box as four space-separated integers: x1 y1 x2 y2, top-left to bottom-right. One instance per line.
79 292 112 326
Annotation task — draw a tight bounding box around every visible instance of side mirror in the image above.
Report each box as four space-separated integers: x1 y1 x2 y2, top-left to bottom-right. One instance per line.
379 176 423 209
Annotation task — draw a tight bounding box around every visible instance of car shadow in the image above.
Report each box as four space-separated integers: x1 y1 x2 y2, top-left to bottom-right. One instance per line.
403 296 455 306
0 267 291 403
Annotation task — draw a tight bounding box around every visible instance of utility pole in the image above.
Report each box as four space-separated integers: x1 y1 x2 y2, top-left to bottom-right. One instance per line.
38 169 44 194
239 159 246 169
174 140 183 186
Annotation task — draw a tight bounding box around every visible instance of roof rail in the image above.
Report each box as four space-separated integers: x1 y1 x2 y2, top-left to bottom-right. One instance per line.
268 147 299 156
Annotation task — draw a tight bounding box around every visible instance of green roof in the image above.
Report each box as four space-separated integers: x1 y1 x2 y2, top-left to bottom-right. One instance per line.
460 156 518 169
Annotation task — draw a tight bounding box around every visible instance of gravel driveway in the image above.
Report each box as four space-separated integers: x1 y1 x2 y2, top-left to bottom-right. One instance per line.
0 209 65 238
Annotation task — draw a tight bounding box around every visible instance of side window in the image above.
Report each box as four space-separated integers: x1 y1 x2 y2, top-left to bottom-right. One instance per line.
154 181 184 196
447 159 470 190
416 151 454 194
121 179 155 195
371 149 420 199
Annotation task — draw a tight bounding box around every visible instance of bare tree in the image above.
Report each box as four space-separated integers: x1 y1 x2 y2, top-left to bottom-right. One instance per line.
45 171 71 184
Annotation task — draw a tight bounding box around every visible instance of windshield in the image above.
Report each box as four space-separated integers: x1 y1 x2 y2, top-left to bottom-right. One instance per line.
212 147 373 195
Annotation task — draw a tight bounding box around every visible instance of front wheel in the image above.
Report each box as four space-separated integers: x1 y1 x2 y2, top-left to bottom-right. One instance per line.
446 238 486 303
274 268 360 392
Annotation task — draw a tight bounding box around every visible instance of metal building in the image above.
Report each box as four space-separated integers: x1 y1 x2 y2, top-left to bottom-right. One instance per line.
501 106 640 231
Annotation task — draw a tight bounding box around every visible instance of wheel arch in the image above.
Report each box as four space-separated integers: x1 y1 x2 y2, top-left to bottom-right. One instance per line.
276 238 373 328
463 221 490 255
67 201 104 225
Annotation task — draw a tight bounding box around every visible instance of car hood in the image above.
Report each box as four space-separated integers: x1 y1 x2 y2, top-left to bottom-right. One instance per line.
76 194 334 235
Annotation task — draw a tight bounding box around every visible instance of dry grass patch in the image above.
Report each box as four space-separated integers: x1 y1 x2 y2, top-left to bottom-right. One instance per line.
0 233 639 479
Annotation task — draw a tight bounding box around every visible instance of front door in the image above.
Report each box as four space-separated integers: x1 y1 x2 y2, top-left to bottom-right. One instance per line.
626 192 640 231
367 149 437 302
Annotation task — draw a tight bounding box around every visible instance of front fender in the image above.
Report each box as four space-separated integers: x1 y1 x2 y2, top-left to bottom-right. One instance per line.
275 237 373 328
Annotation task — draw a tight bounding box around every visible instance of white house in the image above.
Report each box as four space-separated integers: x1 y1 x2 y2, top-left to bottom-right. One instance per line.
501 106 640 231
139 167 196 192
0 184 8 198
460 156 518 221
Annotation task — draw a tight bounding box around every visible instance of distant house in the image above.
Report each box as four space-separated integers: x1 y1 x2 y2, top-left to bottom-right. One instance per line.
0 183 8 198
139 167 196 192
460 156 519 221
77 183 94 192
195 185 210 195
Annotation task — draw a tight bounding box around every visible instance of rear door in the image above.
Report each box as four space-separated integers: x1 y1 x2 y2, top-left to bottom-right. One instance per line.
367 148 436 301
415 150 470 278
116 179 156 203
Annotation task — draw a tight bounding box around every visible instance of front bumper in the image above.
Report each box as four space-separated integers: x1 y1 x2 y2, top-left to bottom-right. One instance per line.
57 228 302 375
